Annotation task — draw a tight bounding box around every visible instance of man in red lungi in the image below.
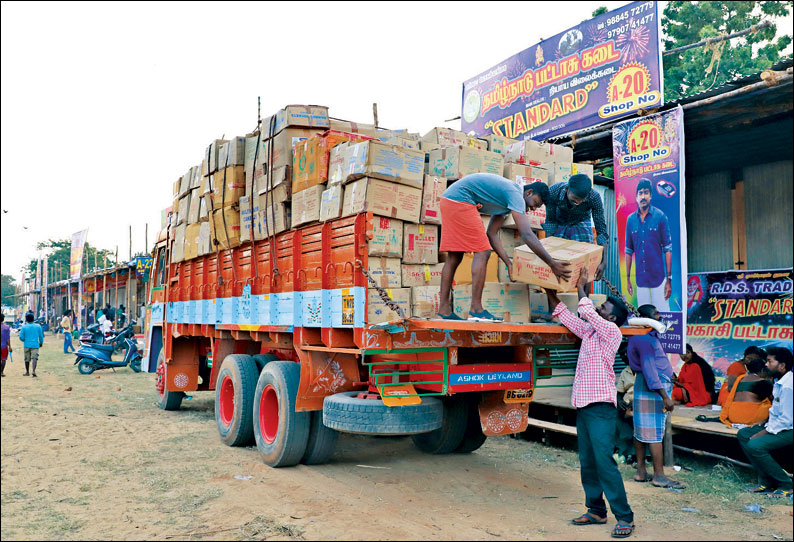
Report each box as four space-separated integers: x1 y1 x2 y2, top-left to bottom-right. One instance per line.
437 173 571 321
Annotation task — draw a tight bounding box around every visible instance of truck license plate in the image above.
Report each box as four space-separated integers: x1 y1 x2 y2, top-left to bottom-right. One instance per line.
504 389 533 403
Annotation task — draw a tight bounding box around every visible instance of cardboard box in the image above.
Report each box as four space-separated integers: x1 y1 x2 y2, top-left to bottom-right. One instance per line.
172 224 186 262
513 237 603 292
543 162 595 184
428 147 504 179
555 293 608 315
212 166 246 209
342 178 422 223
485 134 519 154
291 183 324 227
528 287 550 321
219 136 246 168
261 104 329 138
239 195 257 243
327 142 348 185
368 257 402 289
422 127 468 147
367 288 411 324
329 119 377 137
402 224 439 264
197 222 212 256
496 229 525 282
203 139 229 175
255 166 291 197
254 177 291 203
173 178 182 198
368 216 403 257
198 195 209 222
503 163 549 186
176 194 189 226
342 140 425 188
187 188 200 224
378 136 420 150
420 140 441 152
411 286 441 318
452 282 530 322
454 252 499 284
292 130 374 194
504 140 573 166
420 175 448 225
401 263 445 287
184 223 201 260
320 184 343 222
253 201 290 240
244 134 261 193
210 206 241 250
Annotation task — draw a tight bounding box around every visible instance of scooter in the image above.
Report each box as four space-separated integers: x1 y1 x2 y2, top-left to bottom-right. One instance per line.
73 336 142 374
79 323 104 344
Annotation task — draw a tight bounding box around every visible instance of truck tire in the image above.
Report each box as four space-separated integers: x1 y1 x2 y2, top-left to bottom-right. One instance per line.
301 411 339 465
411 396 467 454
77 358 95 375
323 392 443 435
252 353 279 373
215 354 258 446
253 361 310 467
156 350 184 411
454 398 487 454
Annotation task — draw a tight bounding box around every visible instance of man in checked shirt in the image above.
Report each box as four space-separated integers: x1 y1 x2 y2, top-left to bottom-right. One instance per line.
546 269 635 538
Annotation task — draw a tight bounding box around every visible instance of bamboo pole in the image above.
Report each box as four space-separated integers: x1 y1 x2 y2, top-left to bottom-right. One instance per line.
114 246 119 318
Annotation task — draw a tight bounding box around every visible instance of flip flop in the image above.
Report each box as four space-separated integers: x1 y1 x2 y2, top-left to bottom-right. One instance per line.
745 485 772 494
766 489 792 499
612 521 635 538
570 512 607 525
652 479 687 489
436 312 464 321
633 475 653 482
468 309 502 322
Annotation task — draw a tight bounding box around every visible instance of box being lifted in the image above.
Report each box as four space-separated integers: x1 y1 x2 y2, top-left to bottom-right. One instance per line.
513 237 602 292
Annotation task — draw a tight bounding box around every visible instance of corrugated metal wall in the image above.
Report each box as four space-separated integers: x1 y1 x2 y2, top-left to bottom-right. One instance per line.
592 185 619 296
743 161 794 270
685 171 733 272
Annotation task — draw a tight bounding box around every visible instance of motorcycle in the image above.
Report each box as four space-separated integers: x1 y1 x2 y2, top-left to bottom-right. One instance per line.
79 323 105 344
73 335 142 374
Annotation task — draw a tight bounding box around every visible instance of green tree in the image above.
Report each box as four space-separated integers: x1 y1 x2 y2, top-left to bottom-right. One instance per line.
663 1 792 100
25 239 115 284
592 6 608 17
1 275 16 306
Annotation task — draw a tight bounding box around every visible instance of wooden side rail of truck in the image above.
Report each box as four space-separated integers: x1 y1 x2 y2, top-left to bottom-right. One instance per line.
142 213 648 467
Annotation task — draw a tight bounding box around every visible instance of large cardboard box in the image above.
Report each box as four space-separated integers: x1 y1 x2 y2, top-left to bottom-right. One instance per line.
320 184 343 222
219 136 246 168
244 134 261 193
504 140 573 166
422 127 468 147
368 216 403 257
176 194 189 226
329 119 377 137
253 201 290 240
173 178 182 198
420 140 441 153
342 140 425 188
327 142 348 185
496 229 525 282
513 237 603 292
378 136 420 150
485 134 519 154
555 293 608 315
212 166 246 209
401 263 445 287
342 178 422 223
261 105 329 138
199 195 209 222
428 147 504 179
239 195 257 243
184 223 201 260
543 162 595 184
402 224 439 264
368 257 402 289
411 286 441 318
292 130 373 194
172 224 186 263
452 282 530 322
367 288 411 324
211 206 241 250
203 139 229 175
256 127 321 177
291 184 324 227
503 163 549 186
254 166 291 198
420 175 447 225
454 252 499 284
187 188 200 224
197 222 212 256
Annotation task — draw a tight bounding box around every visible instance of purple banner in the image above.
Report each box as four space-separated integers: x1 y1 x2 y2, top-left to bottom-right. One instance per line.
462 1 662 140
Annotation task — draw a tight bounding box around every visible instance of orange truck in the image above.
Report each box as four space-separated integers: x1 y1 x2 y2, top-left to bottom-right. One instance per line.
142 207 646 468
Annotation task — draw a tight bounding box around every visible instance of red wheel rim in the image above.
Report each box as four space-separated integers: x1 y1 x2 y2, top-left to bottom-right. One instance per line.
219 375 235 426
156 360 165 397
259 384 279 444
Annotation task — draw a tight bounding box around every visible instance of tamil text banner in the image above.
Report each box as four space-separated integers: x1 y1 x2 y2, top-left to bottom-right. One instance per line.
70 229 89 279
614 106 686 353
461 1 662 140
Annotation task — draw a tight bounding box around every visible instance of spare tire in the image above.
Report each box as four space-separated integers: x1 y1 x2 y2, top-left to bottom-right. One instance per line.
323 392 443 436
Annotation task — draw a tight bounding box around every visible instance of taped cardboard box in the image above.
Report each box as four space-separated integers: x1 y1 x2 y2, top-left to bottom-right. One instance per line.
203 139 229 175
485 134 519 154
342 140 425 188
244 133 262 195
319 184 343 222
255 166 291 197
403 224 439 264
543 162 595 184
368 216 403 258
292 130 374 194
256 127 321 178
182 169 193 192
291 184 324 227
329 119 377 137
401 263 445 287
555 293 608 316
198 195 209 222
420 175 447 225
187 188 200 224
253 201 290 240
422 127 468 147
184 223 201 261
528 287 550 321
503 163 549 186
428 147 504 179
454 252 499 284
173 178 182 198
412 285 441 318
452 282 530 322
218 137 246 168
368 257 401 288
500 206 546 231
496 229 525 282
513 237 602 292
327 142 348 185
178 173 191 197
378 136 420 150
176 194 189 226
420 140 441 152
367 288 411 324
342 178 422 223
212 166 246 209
239 195 258 243
376 128 419 141
261 105 329 138
210 206 241 250
191 165 202 189
197 222 212 257
172 224 186 263
504 140 573 166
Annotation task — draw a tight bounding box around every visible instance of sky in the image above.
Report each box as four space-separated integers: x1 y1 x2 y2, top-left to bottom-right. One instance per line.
1 1 790 284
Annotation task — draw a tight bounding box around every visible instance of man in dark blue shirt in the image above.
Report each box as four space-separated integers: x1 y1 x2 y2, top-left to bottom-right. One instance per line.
625 179 672 311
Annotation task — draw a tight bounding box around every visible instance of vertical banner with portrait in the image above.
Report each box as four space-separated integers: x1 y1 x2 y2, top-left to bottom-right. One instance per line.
613 106 687 353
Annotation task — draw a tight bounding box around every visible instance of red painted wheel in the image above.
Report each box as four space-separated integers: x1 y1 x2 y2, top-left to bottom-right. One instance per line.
219 375 235 427
155 349 183 411
259 384 279 444
214 354 258 446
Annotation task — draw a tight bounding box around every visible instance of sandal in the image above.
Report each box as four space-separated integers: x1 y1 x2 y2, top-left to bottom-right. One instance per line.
436 312 464 321
766 489 792 499
695 415 721 422
745 485 773 494
612 521 635 538
468 309 502 322
571 512 607 525
633 474 652 482
652 479 687 489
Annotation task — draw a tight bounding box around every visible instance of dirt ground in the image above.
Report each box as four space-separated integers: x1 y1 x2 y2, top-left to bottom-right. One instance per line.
1 334 792 541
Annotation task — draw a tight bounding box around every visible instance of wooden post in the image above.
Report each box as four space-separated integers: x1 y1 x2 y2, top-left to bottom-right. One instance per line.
372 103 379 130
663 414 674 466
731 180 747 270
145 223 148 254
114 246 119 315
103 251 107 310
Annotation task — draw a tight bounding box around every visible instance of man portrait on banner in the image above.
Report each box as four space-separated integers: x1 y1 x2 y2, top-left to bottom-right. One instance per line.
625 178 673 312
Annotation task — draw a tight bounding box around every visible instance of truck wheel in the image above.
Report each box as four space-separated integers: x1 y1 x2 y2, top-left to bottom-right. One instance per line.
323 392 443 435
301 411 339 465
253 361 310 467
411 396 467 454
77 358 95 375
252 353 279 373
156 350 184 411
215 354 258 446
454 398 487 454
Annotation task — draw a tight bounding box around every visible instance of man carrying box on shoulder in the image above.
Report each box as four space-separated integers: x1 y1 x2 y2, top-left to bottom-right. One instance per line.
437 173 571 322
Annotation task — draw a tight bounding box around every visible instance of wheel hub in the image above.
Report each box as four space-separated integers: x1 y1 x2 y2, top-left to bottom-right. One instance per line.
219 375 235 426
259 384 279 444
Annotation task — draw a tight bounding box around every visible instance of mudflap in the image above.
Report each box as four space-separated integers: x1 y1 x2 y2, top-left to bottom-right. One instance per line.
477 391 530 436
294 348 363 411
166 337 200 393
